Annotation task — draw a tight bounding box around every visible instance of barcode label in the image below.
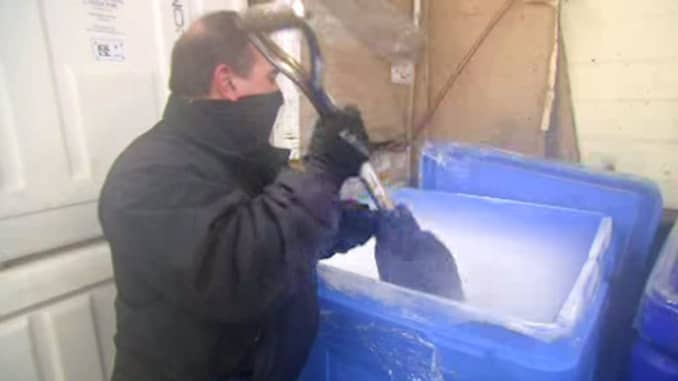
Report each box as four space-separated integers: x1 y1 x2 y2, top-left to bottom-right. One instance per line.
92 39 125 62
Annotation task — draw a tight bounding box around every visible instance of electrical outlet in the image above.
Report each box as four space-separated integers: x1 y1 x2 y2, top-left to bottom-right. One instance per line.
391 62 415 85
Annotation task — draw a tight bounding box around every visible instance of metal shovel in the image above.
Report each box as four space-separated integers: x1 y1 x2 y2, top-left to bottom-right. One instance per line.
237 2 402 211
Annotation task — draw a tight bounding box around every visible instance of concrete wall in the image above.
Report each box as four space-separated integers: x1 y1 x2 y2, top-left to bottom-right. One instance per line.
563 0 678 208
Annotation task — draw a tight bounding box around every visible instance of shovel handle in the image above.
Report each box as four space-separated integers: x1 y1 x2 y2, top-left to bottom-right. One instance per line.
240 4 395 211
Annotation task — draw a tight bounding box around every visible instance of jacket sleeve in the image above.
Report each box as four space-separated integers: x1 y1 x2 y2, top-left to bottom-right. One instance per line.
99 166 340 323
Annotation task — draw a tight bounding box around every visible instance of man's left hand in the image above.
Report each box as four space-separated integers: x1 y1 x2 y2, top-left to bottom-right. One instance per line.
320 200 378 258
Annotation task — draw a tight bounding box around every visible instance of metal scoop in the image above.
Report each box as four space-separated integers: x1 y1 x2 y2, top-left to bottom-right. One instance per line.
238 3 395 211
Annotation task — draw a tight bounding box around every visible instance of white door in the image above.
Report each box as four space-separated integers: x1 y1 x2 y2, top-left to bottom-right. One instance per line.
0 1 248 380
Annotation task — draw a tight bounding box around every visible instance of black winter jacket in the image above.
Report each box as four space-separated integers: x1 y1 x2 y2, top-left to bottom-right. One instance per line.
99 95 341 381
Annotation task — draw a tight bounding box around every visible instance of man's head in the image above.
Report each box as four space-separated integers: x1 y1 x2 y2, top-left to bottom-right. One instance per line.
169 11 279 100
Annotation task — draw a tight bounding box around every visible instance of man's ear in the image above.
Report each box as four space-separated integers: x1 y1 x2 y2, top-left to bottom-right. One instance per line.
209 64 239 101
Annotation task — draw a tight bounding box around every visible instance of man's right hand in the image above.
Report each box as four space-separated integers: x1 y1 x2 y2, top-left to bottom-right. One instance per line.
307 107 370 183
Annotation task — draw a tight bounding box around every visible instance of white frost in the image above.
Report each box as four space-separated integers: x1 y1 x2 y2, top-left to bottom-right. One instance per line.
325 189 609 327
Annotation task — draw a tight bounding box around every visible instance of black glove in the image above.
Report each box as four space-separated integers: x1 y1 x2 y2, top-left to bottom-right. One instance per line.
319 201 378 259
307 107 370 184
335 200 378 254
375 205 464 300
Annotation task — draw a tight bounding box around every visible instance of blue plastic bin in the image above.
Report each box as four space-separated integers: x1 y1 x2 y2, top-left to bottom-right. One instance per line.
298 143 662 381
419 143 663 380
630 222 678 380
304 188 612 381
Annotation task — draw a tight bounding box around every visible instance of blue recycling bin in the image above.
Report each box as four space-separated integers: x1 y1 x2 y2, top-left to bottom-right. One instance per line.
298 142 662 381
630 222 678 381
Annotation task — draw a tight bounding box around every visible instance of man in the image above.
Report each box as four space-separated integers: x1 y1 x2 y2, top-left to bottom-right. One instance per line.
99 11 377 381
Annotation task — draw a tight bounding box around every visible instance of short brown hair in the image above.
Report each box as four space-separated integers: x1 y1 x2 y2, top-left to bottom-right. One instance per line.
169 11 255 97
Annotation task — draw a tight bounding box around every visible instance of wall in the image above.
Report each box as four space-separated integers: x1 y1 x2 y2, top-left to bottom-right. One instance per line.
562 0 678 209
425 0 561 157
296 0 569 182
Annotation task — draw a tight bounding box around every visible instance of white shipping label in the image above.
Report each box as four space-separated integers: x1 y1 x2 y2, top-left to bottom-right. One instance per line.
83 0 126 36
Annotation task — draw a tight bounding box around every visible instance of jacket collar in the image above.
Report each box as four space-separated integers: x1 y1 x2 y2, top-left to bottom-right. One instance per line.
161 94 290 174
